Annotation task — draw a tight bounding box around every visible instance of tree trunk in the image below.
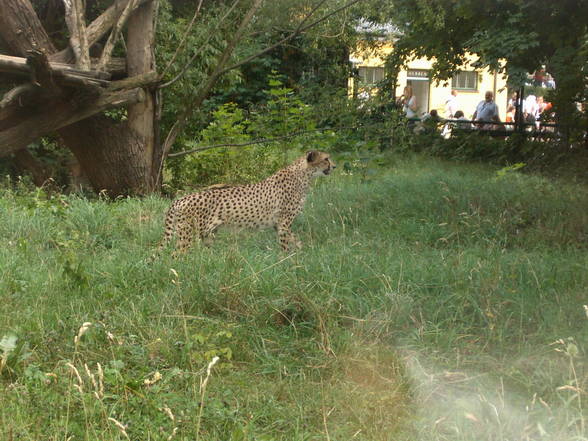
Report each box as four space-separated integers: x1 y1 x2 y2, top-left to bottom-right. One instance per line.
126 0 158 191
0 0 57 54
57 0 159 195
12 148 51 186
59 115 154 195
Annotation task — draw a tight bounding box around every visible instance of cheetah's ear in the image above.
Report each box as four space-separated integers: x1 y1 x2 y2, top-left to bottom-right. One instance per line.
306 150 320 163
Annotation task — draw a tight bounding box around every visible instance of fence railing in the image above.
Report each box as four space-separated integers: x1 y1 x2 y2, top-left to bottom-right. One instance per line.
409 117 559 139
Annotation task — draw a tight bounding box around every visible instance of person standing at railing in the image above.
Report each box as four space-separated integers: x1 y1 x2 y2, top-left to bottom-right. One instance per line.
397 85 418 128
398 85 418 118
454 110 472 130
445 89 459 118
505 105 515 130
508 91 518 109
524 95 540 130
415 109 443 134
472 91 501 130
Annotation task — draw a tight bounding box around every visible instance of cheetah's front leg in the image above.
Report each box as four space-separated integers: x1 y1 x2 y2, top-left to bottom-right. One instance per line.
277 218 302 251
174 221 195 256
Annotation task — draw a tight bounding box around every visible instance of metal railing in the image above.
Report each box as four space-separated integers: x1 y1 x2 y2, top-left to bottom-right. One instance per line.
409 117 559 139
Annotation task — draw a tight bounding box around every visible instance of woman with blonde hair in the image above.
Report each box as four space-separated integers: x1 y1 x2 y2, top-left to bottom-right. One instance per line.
400 85 418 119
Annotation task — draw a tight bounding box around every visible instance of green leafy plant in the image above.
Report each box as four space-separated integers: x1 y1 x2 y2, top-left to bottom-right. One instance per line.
496 162 526 178
167 74 331 190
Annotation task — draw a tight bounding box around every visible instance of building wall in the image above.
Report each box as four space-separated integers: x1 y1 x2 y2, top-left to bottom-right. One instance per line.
350 43 509 121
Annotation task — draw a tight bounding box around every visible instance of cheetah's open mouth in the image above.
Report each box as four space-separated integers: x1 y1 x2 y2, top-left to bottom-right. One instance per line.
323 167 331 175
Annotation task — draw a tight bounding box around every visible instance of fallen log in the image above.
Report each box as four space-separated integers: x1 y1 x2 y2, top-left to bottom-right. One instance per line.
0 54 111 86
0 87 145 156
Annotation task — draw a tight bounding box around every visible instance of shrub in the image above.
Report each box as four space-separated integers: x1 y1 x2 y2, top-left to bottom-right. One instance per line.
165 76 338 191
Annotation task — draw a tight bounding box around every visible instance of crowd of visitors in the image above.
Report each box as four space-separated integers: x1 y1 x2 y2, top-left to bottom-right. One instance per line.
400 87 554 136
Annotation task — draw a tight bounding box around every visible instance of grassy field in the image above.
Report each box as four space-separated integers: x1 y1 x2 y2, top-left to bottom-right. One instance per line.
1 154 587 441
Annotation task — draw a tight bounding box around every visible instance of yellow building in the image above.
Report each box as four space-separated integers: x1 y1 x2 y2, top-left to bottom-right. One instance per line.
350 43 509 121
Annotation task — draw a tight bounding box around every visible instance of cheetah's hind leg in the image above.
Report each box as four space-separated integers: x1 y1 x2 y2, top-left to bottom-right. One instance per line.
199 218 224 247
148 206 178 261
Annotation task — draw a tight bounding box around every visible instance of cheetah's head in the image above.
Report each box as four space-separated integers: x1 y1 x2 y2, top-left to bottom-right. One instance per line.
306 150 336 177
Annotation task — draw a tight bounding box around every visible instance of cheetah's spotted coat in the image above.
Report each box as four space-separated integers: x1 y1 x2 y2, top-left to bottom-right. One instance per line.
160 151 335 253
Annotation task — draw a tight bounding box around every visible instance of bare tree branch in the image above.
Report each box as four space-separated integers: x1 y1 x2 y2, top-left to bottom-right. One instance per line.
0 88 145 157
167 121 394 158
161 0 204 76
107 71 160 91
0 54 111 87
51 0 151 64
158 0 240 90
0 85 36 109
219 0 363 75
63 0 91 69
98 0 138 71
155 0 261 186
168 127 343 157
0 54 111 79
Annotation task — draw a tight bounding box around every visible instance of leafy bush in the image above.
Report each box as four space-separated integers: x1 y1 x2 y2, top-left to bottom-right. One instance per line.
165 76 340 190
397 125 588 178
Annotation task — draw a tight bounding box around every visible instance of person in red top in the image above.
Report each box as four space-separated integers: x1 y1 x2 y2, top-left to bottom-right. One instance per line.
505 105 515 130
533 69 546 87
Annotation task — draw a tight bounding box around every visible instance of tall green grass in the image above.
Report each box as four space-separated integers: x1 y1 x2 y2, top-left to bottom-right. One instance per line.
1 155 587 440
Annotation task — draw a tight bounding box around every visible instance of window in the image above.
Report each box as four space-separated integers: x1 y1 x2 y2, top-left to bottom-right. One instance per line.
452 71 478 91
358 66 384 84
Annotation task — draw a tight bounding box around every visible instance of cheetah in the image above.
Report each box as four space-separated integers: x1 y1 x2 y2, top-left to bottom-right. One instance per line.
159 150 335 253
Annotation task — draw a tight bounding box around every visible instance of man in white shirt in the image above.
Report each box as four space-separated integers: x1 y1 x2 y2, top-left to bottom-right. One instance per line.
473 91 500 129
445 89 459 118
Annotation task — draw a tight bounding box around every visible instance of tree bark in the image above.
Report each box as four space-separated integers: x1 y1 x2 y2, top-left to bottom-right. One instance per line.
126 0 158 191
60 115 154 195
55 0 159 196
63 0 91 69
50 0 151 64
0 0 57 54
12 148 52 186
0 88 145 156
0 54 110 82
0 0 59 182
